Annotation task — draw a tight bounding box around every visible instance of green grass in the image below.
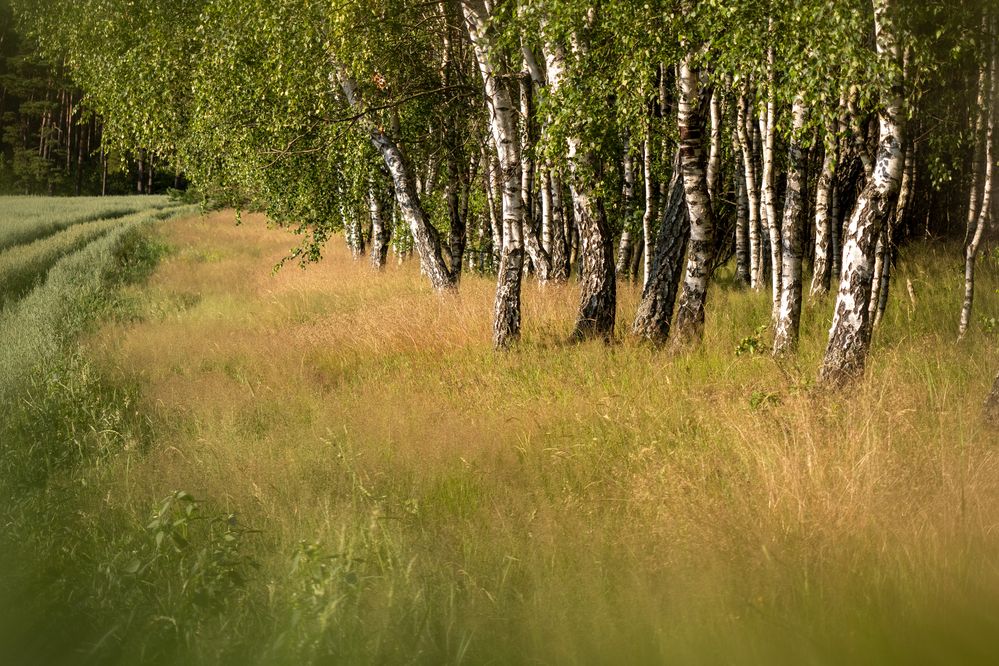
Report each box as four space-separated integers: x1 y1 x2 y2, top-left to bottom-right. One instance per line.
0 207 183 309
1 208 998 665
0 195 171 252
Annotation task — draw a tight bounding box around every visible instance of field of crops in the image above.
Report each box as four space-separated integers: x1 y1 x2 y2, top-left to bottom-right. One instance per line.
0 195 171 252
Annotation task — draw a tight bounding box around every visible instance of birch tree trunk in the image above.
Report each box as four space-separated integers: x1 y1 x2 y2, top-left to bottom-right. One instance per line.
819 0 906 385
519 70 553 282
874 141 915 326
335 68 454 291
810 130 837 297
544 39 616 340
616 141 637 277
641 125 657 288
446 156 467 281
632 156 690 342
758 57 781 319
483 145 504 269
462 0 526 348
707 87 722 204
369 184 391 270
960 24 995 338
773 97 809 354
550 172 570 281
732 111 751 286
674 54 715 338
737 91 764 290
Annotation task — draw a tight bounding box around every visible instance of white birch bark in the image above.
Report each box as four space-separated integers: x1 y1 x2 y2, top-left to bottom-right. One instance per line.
335 67 454 291
737 90 763 290
707 88 722 204
462 0 527 348
675 53 715 338
616 141 637 277
543 37 616 339
758 54 781 320
774 97 809 354
819 0 907 385
810 130 838 297
960 26 995 338
368 184 391 269
642 125 657 289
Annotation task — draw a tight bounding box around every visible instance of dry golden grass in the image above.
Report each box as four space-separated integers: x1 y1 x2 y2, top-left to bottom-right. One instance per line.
83 210 999 664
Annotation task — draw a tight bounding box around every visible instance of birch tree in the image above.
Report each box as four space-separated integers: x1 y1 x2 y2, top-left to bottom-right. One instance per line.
819 0 906 385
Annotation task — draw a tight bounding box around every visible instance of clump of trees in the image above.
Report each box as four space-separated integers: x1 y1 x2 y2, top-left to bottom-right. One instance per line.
13 0 998 388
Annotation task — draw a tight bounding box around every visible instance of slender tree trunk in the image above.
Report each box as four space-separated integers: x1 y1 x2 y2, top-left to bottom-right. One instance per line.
369 185 392 270
101 143 108 196
633 155 690 342
868 226 888 324
707 87 722 204
774 97 809 354
519 80 552 282
960 27 995 337
965 59 989 244
550 172 570 281
336 67 454 291
483 145 503 269
446 157 467 280
616 141 637 277
674 55 715 338
733 124 751 286
542 165 554 256
874 140 915 327
463 0 528 347
544 39 616 340
758 56 781 319
642 125 657 289
737 90 763 290
810 131 837 297
137 150 145 194
819 0 906 386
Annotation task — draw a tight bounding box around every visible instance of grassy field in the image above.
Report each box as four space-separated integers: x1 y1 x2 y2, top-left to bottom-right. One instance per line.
0 195 171 252
2 205 998 665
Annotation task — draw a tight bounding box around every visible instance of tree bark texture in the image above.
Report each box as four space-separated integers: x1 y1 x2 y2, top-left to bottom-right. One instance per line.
674 55 715 339
737 91 763 290
960 26 995 338
810 132 837 297
819 0 906 386
773 97 809 355
369 185 391 269
544 39 616 340
463 0 527 348
632 157 690 343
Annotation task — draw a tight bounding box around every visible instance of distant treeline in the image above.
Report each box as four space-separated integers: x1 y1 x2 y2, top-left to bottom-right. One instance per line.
0 0 181 195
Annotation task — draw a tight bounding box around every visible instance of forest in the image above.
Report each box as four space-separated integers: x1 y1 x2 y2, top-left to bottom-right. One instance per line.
1 0 998 664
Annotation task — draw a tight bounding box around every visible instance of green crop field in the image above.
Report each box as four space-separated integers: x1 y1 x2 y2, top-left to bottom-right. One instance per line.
1 199 997 666
0 195 171 252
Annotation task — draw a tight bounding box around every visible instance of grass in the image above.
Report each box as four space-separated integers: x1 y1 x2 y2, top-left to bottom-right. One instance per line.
0 207 183 309
0 195 171 252
2 208 998 665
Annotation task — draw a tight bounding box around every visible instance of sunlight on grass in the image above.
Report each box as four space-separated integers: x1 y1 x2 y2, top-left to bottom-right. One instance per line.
2 208 997 665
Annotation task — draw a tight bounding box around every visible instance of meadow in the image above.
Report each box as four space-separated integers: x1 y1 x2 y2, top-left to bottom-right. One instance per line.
1 202 998 665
